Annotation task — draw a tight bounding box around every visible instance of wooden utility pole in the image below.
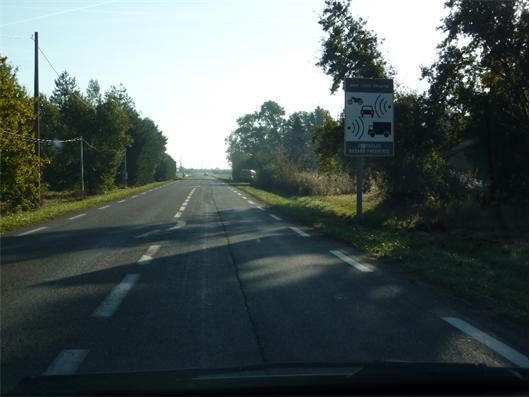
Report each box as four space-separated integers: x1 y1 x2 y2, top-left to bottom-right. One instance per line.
34 32 41 204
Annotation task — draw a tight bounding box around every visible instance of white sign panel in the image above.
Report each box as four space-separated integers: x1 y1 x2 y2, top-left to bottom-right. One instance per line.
344 78 394 157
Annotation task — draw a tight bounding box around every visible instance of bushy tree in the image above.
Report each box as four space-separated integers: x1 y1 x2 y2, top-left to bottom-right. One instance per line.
0 56 42 213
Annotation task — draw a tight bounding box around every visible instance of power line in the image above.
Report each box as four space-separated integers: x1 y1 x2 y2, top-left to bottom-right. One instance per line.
2 130 80 144
38 46 60 77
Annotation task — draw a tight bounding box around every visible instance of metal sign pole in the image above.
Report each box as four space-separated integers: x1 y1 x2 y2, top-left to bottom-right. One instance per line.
356 157 364 219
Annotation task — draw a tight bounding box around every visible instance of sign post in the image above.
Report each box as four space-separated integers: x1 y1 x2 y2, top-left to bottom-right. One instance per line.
344 78 394 218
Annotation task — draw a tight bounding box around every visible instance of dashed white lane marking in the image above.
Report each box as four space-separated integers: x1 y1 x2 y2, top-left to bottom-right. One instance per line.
257 207 265 211
174 212 182 218
237 193 242 196
17 226 48 236
117 199 126 203
270 214 282 221
442 317 529 368
92 274 140 318
44 349 88 375
168 221 186 230
179 206 186 211
329 250 375 272
137 245 161 265
135 229 161 238
248 200 255 205
242 196 247 199
289 226 310 237
98 205 110 210
68 213 86 220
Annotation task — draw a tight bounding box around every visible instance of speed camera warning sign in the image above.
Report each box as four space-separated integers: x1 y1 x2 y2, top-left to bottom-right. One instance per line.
344 78 394 157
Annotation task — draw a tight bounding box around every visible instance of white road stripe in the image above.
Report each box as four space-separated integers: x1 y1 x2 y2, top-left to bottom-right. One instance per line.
140 192 147 195
329 250 375 272
17 226 48 236
98 205 110 210
174 212 182 218
137 245 161 265
68 213 86 220
257 207 265 211
92 274 140 318
290 226 310 237
237 193 242 196
117 199 126 203
135 229 161 238
131 195 139 198
44 349 88 375
248 200 255 205
270 214 282 221
179 206 186 211
442 317 529 368
242 196 247 199
168 221 186 230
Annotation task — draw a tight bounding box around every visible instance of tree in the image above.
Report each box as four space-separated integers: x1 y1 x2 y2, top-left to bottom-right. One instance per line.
317 0 392 93
424 0 529 201
0 56 42 213
154 152 176 181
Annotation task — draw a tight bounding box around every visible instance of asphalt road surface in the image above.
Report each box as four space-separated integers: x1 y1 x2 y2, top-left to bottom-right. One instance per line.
1 177 528 392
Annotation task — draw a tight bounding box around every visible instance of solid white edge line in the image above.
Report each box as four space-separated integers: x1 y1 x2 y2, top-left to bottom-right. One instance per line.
270 214 282 221
92 274 140 318
442 317 529 368
43 349 89 375
17 226 48 236
117 199 126 203
329 250 375 272
289 226 310 237
68 214 86 220
137 244 161 265
98 205 110 210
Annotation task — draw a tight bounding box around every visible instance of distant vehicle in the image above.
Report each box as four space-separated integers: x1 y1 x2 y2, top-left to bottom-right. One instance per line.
368 122 392 137
361 105 374 117
239 169 257 182
203 172 208 176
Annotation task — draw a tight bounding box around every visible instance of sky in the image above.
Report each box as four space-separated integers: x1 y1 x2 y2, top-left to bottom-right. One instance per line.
1 0 448 169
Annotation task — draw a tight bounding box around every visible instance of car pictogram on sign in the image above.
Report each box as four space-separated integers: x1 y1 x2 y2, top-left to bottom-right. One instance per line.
360 105 374 118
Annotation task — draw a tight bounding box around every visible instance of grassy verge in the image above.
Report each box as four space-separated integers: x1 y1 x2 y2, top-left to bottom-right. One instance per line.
219 176 528 324
1 181 172 233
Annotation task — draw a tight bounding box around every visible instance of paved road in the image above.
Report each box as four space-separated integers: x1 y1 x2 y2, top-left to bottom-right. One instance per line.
1 177 528 392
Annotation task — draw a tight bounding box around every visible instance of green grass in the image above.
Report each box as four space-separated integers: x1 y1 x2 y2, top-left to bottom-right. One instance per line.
223 180 528 324
0 181 171 233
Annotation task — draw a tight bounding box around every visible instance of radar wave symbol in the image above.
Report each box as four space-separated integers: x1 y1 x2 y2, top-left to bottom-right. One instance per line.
350 117 364 140
374 95 391 118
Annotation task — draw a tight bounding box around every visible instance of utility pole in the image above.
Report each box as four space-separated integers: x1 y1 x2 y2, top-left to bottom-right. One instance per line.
123 149 128 186
80 136 85 196
34 31 41 204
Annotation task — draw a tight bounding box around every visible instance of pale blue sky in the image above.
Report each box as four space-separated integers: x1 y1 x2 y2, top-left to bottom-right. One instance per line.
1 0 447 168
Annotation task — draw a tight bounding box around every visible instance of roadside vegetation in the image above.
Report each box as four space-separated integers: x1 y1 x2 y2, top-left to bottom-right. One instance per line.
0 181 169 233
0 56 177 217
223 1 528 324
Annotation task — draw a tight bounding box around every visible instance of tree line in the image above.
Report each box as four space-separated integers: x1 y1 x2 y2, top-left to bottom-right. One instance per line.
0 56 176 214
226 0 528 204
